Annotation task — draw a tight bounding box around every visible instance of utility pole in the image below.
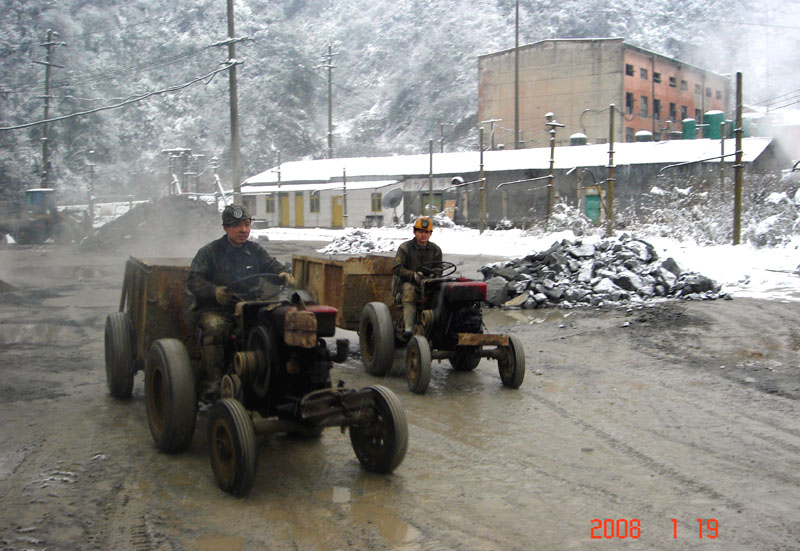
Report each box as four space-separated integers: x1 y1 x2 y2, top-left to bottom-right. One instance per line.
33 30 65 188
606 104 616 237
545 113 564 220
479 127 486 233
733 72 743 245
321 45 339 159
226 0 242 203
428 139 434 215
514 0 520 150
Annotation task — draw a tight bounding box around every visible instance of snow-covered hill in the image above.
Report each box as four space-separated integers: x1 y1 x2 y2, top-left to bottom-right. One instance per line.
1 0 797 200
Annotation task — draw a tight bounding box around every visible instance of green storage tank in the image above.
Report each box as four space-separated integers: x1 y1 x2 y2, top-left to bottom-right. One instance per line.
681 118 697 139
703 110 725 139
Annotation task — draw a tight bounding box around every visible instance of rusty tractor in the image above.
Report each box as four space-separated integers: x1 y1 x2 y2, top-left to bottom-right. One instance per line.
104 257 408 496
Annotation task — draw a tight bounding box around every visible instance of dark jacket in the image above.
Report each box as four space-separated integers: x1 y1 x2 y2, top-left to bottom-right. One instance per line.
392 237 442 295
186 235 285 315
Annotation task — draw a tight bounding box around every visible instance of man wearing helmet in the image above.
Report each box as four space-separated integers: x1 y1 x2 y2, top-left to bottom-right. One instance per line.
393 216 443 341
185 204 295 400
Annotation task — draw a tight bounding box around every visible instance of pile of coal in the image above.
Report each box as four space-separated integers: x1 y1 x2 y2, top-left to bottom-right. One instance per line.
479 233 730 308
80 195 221 257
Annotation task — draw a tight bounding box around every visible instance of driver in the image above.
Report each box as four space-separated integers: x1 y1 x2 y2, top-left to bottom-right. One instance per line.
392 216 442 342
186 204 294 400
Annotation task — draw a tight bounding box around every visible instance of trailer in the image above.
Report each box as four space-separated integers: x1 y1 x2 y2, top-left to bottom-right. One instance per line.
292 253 525 395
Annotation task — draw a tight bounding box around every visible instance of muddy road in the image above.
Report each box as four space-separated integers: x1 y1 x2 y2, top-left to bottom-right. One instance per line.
0 243 798 551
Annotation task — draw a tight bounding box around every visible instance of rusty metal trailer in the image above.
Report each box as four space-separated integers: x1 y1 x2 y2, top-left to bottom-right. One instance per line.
291 253 398 331
291 253 525 395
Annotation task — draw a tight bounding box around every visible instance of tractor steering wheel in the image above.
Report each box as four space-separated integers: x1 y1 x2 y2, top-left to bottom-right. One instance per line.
228 272 285 302
418 261 457 278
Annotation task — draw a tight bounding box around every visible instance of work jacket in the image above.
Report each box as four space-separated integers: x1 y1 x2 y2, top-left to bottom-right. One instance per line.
186 235 285 315
392 237 443 296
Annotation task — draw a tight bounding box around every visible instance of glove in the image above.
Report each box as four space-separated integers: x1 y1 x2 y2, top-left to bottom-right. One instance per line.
413 271 423 284
215 286 233 305
280 272 295 287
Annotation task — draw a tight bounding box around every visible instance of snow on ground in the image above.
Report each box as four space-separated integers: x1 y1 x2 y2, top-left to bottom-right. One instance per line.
251 225 800 302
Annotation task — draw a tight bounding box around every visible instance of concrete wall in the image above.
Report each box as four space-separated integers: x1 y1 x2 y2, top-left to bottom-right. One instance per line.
478 39 732 148
479 38 626 149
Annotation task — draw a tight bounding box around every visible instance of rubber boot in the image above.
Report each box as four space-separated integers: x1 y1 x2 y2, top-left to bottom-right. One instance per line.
401 302 415 342
200 336 222 402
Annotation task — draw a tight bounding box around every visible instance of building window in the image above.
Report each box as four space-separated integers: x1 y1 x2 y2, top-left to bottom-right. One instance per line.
694 83 702 94
309 193 320 213
669 76 677 87
265 194 274 213
681 80 688 91
669 102 677 121
681 105 688 120
653 99 661 121
625 92 634 114
716 90 722 100
640 95 649 117
370 192 382 212
695 108 702 121
653 72 661 84
625 127 634 142
705 87 712 97
625 64 634 76
640 68 648 80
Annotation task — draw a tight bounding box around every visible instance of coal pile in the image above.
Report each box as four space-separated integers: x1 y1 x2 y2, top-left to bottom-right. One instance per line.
317 229 399 255
480 233 730 309
80 195 222 257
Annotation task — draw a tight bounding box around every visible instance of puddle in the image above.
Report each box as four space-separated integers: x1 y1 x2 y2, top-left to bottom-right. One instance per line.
483 307 573 328
0 323 85 345
350 502 423 550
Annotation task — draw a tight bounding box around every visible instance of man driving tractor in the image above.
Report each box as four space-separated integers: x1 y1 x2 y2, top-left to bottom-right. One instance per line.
185 204 295 400
392 216 443 342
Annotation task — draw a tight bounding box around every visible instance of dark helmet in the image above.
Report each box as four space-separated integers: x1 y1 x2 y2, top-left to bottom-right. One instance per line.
222 204 251 226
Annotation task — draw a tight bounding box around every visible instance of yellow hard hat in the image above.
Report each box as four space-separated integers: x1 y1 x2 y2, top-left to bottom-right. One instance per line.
413 216 433 231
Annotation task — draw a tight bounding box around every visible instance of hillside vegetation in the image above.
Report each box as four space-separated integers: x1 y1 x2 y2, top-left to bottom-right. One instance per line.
0 0 796 200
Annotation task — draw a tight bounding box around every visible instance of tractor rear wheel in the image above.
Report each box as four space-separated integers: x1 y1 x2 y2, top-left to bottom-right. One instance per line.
145 338 197 452
449 346 481 372
359 302 395 376
104 312 136 398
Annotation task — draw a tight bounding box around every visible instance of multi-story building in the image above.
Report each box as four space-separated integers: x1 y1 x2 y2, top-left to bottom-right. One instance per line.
478 38 731 147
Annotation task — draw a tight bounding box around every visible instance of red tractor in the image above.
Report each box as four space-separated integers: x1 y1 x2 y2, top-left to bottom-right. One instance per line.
359 261 525 394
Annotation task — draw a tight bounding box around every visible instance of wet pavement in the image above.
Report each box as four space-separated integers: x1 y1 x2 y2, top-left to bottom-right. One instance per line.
0 244 799 550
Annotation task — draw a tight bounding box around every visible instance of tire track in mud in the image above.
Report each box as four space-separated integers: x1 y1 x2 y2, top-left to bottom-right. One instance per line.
639 378 800 488
524 392 744 512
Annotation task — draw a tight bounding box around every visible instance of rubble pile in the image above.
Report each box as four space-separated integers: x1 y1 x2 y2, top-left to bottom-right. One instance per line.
317 229 399 255
479 233 729 309
80 195 222 256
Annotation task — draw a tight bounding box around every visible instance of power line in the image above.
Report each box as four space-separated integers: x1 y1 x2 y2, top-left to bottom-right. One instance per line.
0 44 220 95
0 62 237 132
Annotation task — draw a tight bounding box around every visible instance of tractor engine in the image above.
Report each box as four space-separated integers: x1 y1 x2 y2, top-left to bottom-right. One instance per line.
431 280 486 348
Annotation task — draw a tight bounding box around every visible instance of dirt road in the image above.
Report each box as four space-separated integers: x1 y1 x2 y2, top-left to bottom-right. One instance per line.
0 243 798 550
